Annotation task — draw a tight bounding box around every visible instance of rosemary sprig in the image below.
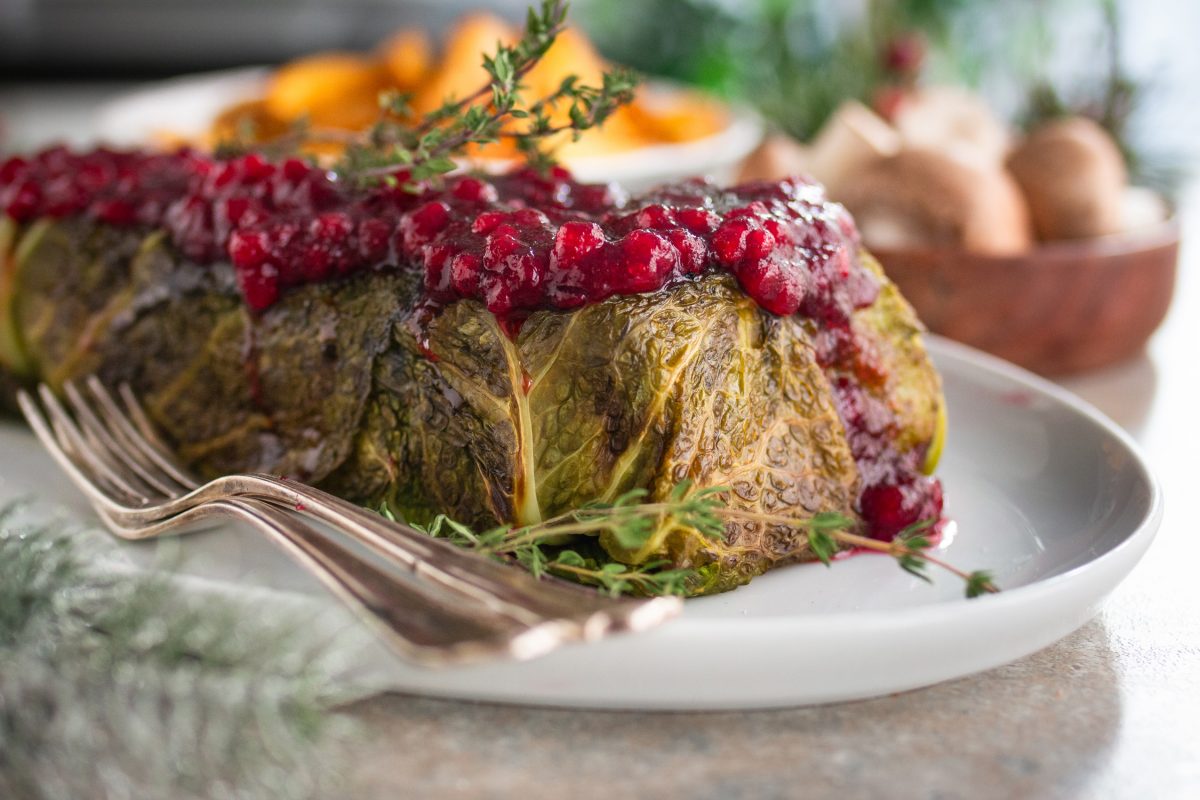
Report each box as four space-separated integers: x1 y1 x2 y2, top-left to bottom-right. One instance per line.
390 481 999 599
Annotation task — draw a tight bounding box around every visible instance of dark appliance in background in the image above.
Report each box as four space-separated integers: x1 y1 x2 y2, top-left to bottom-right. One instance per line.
0 0 525 78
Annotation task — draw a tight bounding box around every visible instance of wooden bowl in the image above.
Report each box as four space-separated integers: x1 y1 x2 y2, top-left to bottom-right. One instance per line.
875 220 1180 375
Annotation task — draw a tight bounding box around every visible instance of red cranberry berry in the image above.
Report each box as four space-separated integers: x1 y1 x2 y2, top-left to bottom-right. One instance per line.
552 221 607 268
471 211 508 236
676 208 721 235
237 261 281 311
229 229 271 270
452 177 499 204
450 252 482 295
4 180 42 222
573 182 626 212
356 217 393 263
400 201 451 254
548 221 607 305
733 255 804 316
210 162 240 190
483 230 542 314
726 201 768 220
512 207 550 229
267 220 300 251
0 157 28 184
312 211 354 244
216 196 268 242
666 228 707 274
614 229 678 293
422 242 455 296
42 176 89 217
237 153 275 183
635 204 677 230
76 159 115 192
299 239 334 281
712 218 754 266
744 226 776 261
282 158 311 183
859 477 944 541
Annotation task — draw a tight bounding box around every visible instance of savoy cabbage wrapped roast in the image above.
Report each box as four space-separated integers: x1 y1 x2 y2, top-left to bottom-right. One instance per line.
0 147 944 595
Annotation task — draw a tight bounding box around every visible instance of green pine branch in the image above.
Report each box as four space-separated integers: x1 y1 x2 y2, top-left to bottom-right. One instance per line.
0 506 355 800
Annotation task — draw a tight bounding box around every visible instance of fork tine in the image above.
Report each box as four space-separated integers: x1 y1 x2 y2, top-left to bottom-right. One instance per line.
63 380 181 499
35 384 155 506
17 389 133 514
79 377 195 496
24 381 684 663
115 381 202 490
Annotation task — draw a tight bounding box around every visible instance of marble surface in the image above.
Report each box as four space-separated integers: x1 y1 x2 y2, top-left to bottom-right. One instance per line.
2 83 1198 800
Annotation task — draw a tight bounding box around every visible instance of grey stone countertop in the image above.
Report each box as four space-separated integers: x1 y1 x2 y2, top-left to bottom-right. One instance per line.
2 82 1197 800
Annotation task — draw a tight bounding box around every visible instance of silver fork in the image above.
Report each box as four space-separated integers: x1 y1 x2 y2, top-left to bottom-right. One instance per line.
17 378 681 665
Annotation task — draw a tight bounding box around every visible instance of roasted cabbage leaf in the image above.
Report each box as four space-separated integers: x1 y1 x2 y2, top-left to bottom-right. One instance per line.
0 217 942 595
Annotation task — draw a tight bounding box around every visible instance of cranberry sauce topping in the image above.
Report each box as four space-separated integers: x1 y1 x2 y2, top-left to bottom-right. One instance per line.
0 145 941 539
831 372 944 540
0 147 867 320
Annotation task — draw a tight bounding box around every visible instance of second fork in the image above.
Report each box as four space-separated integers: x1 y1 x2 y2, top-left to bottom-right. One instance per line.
18 377 681 665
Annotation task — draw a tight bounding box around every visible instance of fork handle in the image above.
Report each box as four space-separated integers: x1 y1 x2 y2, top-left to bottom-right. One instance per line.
110 497 570 666
226 475 681 633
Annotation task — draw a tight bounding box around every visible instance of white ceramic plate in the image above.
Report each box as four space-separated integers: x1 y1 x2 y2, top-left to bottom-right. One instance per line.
92 67 764 191
0 337 1161 709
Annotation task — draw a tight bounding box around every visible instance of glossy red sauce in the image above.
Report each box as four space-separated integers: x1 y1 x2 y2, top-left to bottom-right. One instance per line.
0 145 942 538
0 147 866 318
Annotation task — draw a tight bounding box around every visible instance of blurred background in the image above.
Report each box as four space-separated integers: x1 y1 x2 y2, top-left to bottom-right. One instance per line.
2 0 1197 177
2 0 1197 376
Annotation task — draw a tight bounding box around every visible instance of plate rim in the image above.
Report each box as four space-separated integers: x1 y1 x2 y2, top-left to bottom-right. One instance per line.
0 336 1163 708
651 334 1163 635
369 335 1163 708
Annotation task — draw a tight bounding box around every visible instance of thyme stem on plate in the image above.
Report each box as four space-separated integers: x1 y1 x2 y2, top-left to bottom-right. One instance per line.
386 481 1000 598
718 508 1000 597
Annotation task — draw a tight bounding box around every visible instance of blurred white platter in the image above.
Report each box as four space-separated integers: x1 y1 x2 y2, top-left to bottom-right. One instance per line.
0 337 1161 709
92 67 764 191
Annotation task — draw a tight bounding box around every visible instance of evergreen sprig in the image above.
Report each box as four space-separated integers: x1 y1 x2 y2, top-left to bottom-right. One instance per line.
0 507 354 800
390 481 1000 599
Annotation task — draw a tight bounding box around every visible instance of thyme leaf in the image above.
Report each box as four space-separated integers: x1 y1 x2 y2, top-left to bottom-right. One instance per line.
966 570 1001 598
222 1 640 188
386 481 1000 599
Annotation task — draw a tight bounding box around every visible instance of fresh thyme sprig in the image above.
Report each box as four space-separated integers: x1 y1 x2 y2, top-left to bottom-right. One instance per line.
385 482 722 596
343 0 639 187
720 508 999 598
386 481 999 599
222 1 640 188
